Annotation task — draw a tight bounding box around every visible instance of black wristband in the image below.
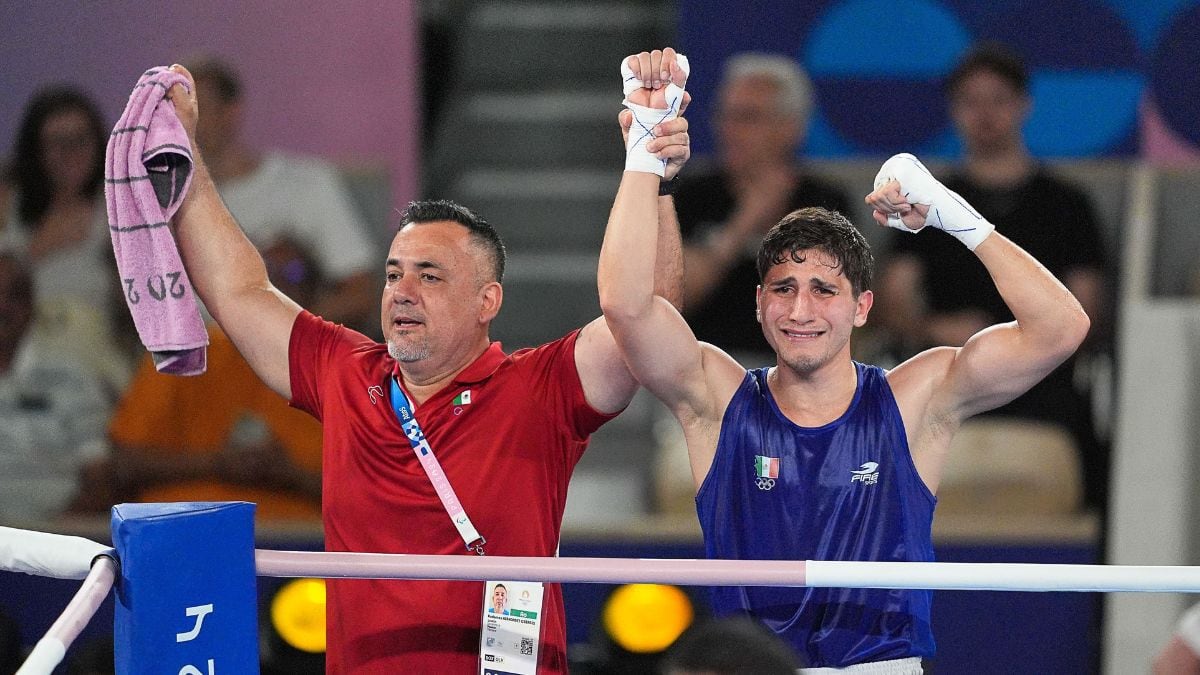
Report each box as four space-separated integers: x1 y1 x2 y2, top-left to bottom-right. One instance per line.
658 176 680 196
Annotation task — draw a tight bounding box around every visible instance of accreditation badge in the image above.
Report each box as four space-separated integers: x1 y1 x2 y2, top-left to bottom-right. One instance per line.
479 580 544 675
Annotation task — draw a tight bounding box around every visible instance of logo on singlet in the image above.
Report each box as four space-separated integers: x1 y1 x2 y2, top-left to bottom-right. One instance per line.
754 455 779 491
367 385 385 405
850 461 880 485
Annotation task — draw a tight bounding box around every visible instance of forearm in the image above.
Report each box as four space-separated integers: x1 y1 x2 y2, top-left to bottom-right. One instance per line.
599 172 661 319
173 151 300 396
973 233 1090 350
654 195 684 309
174 155 275 321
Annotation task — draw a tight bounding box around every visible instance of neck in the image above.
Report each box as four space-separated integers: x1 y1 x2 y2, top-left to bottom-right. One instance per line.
768 357 857 426
964 144 1034 188
396 339 490 405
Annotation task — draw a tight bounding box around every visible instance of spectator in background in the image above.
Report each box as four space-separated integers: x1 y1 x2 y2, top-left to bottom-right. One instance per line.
661 617 802 674
875 43 1111 513
0 86 133 397
0 254 111 523
186 58 378 332
675 53 850 363
99 237 324 521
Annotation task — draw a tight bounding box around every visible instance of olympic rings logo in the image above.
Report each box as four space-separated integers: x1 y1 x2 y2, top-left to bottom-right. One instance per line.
755 477 775 491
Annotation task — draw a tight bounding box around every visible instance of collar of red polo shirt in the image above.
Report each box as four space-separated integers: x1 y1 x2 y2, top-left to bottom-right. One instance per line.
389 376 486 555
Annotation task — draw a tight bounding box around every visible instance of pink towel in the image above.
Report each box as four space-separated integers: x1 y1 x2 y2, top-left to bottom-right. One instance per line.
105 67 207 375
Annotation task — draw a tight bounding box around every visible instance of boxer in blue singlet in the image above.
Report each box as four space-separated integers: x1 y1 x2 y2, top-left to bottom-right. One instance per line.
600 55 1091 673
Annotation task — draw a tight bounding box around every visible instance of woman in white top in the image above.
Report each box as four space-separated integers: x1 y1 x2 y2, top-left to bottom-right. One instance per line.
1 86 132 396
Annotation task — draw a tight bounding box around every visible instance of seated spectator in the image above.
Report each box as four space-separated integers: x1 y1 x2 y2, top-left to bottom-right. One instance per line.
186 57 378 332
0 254 110 523
0 86 133 396
105 238 324 521
675 53 850 363
875 43 1111 513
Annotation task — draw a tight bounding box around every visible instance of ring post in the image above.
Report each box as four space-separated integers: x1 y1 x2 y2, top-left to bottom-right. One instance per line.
112 502 258 674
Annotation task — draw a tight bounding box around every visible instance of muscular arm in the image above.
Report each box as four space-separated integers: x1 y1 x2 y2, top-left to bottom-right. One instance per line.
577 190 685 414
168 67 301 398
931 232 1090 418
598 167 743 487
575 49 693 415
869 162 1089 490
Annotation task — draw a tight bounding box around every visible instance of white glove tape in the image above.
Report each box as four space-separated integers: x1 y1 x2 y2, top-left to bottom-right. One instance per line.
873 153 995 250
621 54 689 176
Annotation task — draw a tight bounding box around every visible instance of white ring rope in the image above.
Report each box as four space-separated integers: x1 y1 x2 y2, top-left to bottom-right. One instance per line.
0 526 113 580
1 528 116 675
6 528 1200 675
16 556 117 675
255 550 1200 593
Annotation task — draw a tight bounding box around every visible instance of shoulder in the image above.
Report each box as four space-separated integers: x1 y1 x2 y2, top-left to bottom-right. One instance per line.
885 347 957 412
694 343 750 420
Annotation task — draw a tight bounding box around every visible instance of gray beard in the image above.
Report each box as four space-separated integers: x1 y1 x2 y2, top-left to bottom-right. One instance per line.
387 339 430 363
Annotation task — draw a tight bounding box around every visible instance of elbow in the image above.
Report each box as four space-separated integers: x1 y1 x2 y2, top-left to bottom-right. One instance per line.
598 282 652 327
1055 304 1092 357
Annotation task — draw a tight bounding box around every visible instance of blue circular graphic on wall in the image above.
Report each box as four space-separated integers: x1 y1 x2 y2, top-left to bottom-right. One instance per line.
804 0 971 153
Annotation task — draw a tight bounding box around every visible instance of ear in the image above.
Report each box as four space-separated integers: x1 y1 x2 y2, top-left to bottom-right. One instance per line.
853 289 874 328
755 285 764 323
478 281 503 324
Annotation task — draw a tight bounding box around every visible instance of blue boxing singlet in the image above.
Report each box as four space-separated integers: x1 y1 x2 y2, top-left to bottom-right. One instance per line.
695 363 936 667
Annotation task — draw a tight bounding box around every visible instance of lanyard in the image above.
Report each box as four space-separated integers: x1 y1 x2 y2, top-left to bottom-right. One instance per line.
389 377 486 555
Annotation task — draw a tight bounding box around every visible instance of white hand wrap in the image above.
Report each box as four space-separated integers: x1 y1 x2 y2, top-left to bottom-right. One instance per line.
621 54 689 176
873 153 995 250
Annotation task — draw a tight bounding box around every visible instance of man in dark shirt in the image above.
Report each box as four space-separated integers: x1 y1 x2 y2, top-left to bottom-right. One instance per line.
877 44 1110 511
676 53 850 360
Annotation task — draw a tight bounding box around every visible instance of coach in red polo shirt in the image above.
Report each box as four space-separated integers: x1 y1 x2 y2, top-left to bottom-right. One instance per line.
161 48 690 673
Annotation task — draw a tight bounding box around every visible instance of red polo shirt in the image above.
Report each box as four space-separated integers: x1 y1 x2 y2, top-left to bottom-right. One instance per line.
288 311 615 673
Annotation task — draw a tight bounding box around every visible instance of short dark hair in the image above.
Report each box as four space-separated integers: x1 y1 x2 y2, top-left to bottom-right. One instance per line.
398 200 506 283
946 42 1029 98
186 57 243 104
661 617 801 674
8 86 107 226
756 207 873 295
